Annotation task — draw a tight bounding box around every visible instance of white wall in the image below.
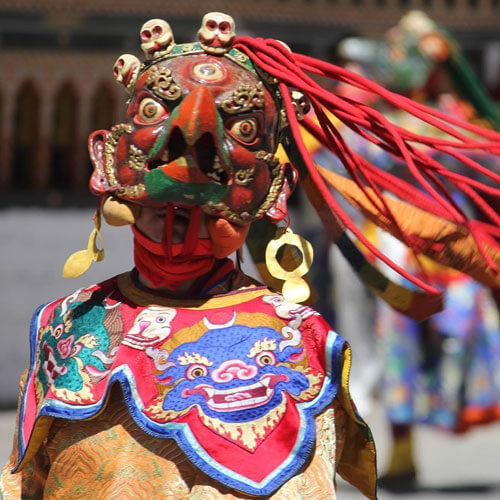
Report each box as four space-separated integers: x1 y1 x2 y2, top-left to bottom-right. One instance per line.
0 208 133 406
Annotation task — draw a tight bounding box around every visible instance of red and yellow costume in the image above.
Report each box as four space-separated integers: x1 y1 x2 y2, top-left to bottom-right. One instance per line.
2 269 376 498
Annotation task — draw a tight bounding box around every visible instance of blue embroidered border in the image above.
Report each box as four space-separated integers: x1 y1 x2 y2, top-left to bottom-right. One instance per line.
16 302 49 461
16 320 345 496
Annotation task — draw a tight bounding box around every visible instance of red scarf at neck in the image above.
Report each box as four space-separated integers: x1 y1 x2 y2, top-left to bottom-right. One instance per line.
132 206 215 290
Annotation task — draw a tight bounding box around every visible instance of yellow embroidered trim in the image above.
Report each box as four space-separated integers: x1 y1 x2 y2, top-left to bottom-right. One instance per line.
339 345 364 426
337 344 378 500
117 272 271 309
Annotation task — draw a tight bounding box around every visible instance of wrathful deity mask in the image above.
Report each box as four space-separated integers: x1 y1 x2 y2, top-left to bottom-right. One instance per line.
89 14 295 226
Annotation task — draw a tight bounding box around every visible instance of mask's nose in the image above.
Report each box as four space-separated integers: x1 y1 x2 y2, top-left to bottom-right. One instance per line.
164 86 229 181
145 85 230 205
145 85 231 205
174 85 220 146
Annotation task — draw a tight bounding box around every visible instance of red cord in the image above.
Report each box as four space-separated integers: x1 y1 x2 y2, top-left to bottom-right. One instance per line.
232 36 500 287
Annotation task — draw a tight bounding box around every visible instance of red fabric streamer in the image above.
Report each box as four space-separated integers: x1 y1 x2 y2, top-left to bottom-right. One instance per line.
234 36 500 292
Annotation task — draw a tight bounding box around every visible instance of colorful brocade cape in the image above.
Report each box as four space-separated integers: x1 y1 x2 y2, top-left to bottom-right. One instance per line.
2 270 376 498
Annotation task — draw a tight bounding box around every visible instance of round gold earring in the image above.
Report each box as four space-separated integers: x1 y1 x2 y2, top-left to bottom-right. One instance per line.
265 227 314 303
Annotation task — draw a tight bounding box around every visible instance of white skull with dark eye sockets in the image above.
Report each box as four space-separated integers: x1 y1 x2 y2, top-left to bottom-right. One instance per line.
140 19 174 60
198 12 235 55
113 54 141 92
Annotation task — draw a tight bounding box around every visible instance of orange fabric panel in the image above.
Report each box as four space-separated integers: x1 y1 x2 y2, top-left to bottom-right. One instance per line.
319 166 500 288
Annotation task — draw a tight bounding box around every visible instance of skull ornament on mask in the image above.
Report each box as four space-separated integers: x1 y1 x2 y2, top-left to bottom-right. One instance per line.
140 19 175 60
89 20 294 226
198 12 236 55
113 54 141 93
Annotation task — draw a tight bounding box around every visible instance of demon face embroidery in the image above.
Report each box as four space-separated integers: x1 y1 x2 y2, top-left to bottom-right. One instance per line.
149 313 324 450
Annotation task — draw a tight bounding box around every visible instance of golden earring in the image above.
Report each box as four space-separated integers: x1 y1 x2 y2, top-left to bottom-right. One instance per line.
62 210 105 278
265 227 313 303
102 195 140 226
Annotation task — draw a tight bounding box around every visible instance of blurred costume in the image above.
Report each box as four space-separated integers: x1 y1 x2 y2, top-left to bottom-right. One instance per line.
377 232 500 432
338 10 500 487
4 10 500 500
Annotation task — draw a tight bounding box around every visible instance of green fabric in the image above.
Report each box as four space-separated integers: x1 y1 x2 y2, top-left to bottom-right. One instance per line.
145 167 228 205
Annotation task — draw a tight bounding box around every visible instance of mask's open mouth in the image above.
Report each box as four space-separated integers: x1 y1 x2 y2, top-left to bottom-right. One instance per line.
194 132 227 184
146 126 228 185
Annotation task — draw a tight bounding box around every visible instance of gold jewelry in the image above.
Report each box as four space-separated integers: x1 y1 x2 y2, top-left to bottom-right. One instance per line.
265 227 313 303
102 195 140 226
62 210 105 278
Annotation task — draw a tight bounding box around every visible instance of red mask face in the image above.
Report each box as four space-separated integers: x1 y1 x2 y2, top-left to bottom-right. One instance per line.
89 49 291 225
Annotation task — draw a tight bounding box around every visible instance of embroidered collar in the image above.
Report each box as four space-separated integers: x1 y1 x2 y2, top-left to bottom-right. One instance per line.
118 270 269 309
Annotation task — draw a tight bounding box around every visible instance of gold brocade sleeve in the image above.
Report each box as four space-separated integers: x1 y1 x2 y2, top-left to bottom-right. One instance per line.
336 345 378 500
0 371 50 499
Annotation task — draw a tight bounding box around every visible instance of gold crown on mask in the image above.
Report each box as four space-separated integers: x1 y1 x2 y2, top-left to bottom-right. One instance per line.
110 12 310 156
112 12 247 96
111 12 311 135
